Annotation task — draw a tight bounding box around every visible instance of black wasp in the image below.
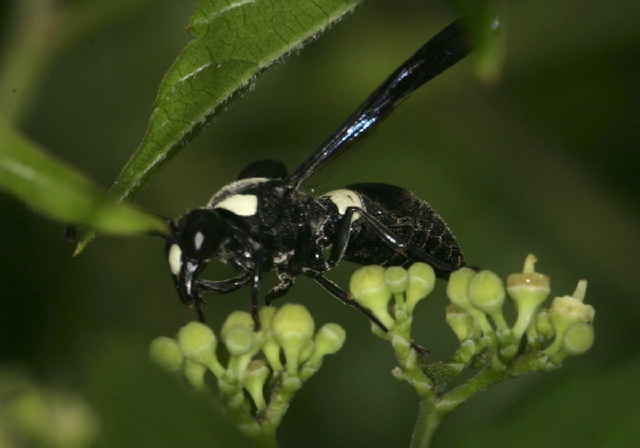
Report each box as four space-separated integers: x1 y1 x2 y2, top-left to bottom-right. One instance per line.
165 20 472 332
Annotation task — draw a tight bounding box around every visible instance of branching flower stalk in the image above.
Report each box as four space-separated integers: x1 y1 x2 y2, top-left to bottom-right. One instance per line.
150 255 593 447
150 304 346 448
350 254 595 448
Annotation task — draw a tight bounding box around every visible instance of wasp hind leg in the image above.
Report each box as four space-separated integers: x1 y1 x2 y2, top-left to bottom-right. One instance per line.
310 273 428 354
334 205 462 276
308 273 389 332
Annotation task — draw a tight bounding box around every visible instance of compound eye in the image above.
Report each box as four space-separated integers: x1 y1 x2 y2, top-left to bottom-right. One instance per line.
178 209 222 261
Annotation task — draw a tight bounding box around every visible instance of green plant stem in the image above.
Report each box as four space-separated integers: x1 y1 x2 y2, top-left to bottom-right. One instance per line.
410 398 443 448
255 427 279 448
438 366 506 416
255 378 302 448
409 361 508 447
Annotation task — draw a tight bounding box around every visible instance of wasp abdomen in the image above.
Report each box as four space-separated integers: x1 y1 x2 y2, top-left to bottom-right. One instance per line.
342 183 465 278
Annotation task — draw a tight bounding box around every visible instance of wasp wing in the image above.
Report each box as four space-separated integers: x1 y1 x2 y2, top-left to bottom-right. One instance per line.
287 19 473 191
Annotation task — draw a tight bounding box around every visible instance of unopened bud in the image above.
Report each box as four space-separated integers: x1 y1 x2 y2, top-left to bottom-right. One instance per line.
385 266 409 293
446 267 475 309
467 270 507 331
445 304 475 342
535 309 554 340
149 336 184 373
405 263 435 313
544 280 594 357
447 268 493 335
176 322 224 377
561 322 595 356
221 312 256 357
306 323 346 371
350 266 394 329
271 304 315 376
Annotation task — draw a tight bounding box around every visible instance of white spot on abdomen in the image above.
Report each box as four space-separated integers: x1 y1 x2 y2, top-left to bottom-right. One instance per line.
213 194 258 217
322 189 363 220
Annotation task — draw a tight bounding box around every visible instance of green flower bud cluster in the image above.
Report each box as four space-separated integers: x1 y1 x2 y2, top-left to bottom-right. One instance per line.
350 263 438 391
346 256 594 447
442 254 594 367
149 304 345 441
0 372 99 448
350 263 435 336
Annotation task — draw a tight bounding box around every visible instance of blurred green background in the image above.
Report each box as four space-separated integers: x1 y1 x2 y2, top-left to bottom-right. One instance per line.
1 0 639 447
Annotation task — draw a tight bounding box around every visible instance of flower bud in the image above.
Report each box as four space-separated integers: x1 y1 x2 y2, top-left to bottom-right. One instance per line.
149 336 184 373
271 304 315 376
259 306 277 331
9 389 50 439
385 266 409 293
467 270 507 331
535 309 554 340
10 389 98 447
242 359 271 412
306 323 346 370
221 311 260 357
562 322 594 355
220 312 264 381
507 254 551 338
405 263 435 313
445 304 475 342
176 322 224 377
350 266 394 329
183 359 207 390
544 279 594 357
447 268 493 335
222 326 254 357
259 306 284 371
298 340 315 366
447 267 476 309
385 266 409 310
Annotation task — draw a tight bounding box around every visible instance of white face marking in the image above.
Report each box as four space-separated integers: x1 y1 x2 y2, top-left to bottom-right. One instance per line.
168 244 183 276
194 231 205 251
213 194 258 217
322 189 363 220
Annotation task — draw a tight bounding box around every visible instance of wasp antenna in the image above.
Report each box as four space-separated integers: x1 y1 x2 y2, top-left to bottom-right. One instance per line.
195 305 206 324
146 214 174 239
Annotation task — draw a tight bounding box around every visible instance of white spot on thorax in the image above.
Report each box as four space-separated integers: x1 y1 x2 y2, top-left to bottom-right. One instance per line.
168 244 182 275
207 178 271 208
321 189 363 220
213 194 258 217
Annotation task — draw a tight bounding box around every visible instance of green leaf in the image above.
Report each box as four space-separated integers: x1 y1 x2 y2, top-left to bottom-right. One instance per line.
0 120 168 240
75 0 361 253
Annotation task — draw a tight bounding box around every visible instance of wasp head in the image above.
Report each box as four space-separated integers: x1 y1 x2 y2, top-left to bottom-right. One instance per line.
166 209 224 317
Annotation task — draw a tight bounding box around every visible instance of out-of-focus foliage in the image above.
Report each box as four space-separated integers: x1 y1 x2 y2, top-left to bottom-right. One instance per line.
0 121 167 236
0 0 638 447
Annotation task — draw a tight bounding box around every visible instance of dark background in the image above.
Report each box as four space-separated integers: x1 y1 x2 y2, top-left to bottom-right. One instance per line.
1 0 639 446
